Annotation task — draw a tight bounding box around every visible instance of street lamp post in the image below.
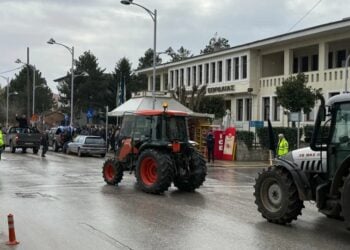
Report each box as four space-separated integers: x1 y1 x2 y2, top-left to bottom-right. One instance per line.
0 75 18 128
47 38 75 125
121 0 157 109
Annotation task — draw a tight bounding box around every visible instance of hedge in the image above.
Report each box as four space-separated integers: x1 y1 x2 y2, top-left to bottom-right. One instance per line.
256 127 302 151
236 131 254 149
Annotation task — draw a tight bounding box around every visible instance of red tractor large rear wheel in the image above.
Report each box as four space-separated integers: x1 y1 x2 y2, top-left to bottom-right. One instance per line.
102 159 124 185
136 149 173 194
174 149 207 192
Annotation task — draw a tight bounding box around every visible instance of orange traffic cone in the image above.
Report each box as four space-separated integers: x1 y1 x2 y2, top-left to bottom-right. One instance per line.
6 214 19 245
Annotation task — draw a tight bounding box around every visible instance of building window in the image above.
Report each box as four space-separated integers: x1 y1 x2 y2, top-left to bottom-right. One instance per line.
301 56 308 72
328 52 334 69
237 99 243 121
218 61 223 82
192 66 197 85
245 98 252 121
293 57 299 73
312 54 318 71
263 97 270 121
337 50 346 68
155 76 161 91
225 100 231 111
175 70 179 88
242 56 247 79
199 65 203 85
170 71 174 89
180 68 184 86
226 59 231 81
273 97 280 121
205 63 209 84
211 62 216 83
234 57 239 80
187 67 191 86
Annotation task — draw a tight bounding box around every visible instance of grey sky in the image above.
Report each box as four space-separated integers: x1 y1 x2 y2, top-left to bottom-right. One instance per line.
0 0 348 93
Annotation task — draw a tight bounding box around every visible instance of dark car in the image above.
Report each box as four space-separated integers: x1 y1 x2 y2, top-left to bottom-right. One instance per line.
66 135 106 157
48 126 73 152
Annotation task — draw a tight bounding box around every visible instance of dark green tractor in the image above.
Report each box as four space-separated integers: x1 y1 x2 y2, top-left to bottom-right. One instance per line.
254 93 350 229
102 106 207 194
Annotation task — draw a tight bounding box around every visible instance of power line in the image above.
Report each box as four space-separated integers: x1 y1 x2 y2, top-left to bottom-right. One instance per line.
0 66 22 75
287 0 323 32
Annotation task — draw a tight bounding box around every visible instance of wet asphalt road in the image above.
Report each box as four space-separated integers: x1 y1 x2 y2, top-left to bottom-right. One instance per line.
0 150 349 250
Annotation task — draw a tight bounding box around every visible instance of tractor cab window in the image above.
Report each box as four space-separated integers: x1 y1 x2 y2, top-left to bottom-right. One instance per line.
331 103 350 145
165 116 188 141
133 116 152 141
120 115 152 141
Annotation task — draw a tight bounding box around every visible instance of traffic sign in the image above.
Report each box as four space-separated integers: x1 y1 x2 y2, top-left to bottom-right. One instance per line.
249 120 264 128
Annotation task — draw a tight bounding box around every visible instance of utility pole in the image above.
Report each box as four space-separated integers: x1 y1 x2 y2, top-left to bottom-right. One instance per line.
26 47 30 122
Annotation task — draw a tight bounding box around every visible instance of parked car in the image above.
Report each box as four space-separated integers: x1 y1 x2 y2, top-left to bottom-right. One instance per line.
48 126 73 152
5 127 41 154
66 135 106 157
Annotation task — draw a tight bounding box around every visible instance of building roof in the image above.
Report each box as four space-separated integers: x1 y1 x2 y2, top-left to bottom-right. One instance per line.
136 18 350 73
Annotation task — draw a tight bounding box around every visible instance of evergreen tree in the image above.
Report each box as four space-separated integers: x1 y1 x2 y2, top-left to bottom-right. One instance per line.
200 34 230 54
57 51 108 121
166 46 193 62
137 48 162 69
5 67 53 119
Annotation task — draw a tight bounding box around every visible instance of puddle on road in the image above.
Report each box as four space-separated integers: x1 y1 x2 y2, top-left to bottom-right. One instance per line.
15 192 58 200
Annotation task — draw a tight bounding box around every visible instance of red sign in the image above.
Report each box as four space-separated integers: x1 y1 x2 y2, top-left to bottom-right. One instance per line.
214 130 224 160
222 127 236 161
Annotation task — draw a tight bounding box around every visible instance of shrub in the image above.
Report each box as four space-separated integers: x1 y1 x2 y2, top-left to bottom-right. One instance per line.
236 131 254 149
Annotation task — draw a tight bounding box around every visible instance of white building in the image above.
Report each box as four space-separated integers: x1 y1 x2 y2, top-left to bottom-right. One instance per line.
136 18 350 129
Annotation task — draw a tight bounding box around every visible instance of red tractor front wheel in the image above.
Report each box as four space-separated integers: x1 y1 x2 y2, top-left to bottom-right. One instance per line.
136 149 173 194
102 159 124 185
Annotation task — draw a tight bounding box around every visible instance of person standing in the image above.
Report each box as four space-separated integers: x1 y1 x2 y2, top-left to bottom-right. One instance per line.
277 133 289 157
0 125 4 160
41 131 49 157
206 130 215 163
16 114 28 128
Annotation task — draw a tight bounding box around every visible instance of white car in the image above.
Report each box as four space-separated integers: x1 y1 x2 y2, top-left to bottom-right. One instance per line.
67 135 106 157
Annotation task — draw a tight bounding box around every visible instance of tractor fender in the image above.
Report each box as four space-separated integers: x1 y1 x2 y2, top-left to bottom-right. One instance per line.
117 138 139 161
273 158 313 200
330 156 350 196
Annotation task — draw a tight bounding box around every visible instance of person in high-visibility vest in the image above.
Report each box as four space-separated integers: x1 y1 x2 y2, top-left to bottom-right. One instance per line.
0 125 4 160
277 133 289 157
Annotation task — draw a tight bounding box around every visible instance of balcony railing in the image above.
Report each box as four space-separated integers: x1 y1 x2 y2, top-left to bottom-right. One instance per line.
260 68 347 89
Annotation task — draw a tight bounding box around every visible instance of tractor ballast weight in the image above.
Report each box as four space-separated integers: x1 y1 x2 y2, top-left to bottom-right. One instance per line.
102 106 207 194
254 92 350 230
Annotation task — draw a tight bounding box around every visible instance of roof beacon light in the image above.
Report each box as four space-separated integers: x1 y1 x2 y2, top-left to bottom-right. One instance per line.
162 102 168 111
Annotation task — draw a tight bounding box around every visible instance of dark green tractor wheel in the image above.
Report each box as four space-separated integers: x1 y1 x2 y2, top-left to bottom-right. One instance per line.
254 167 304 225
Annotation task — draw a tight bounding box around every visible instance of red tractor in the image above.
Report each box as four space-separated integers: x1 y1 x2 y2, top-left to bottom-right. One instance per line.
102 105 207 194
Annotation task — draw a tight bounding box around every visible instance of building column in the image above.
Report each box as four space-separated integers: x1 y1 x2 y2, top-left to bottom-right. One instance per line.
148 75 152 91
160 73 164 91
284 49 292 76
319 41 327 71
